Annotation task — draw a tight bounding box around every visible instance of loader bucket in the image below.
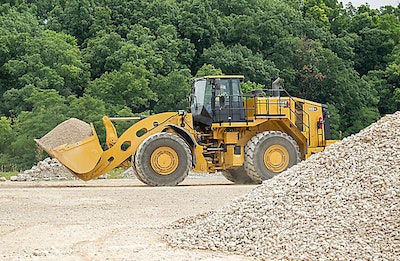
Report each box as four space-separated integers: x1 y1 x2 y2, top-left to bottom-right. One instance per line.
35 118 103 175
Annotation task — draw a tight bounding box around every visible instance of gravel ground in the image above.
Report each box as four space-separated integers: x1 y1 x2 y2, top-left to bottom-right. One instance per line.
0 177 256 260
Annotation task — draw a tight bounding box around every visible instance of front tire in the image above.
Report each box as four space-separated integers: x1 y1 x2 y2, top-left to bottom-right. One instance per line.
244 131 300 183
135 133 191 186
131 153 146 183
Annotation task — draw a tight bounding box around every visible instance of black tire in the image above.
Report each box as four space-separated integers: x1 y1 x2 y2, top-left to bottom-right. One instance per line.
221 167 256 184
135 133 191 186
131 153 146 183
244 131 300 183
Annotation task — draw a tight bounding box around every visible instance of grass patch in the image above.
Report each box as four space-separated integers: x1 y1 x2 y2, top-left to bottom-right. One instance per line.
0 171 18 180
106 167 126 179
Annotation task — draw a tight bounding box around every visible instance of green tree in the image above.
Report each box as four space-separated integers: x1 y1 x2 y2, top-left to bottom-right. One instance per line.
0 13 89 110
272 36 380 134
365 44 400 114
201 43 279 83
0 116 13 169
176 0 220 54
152 25 195 75
47 0 95 45
101 24 194 76
354 27 395 75
364 70 397 115
195 64 223 77
2 85 35 116
241 81 265 94
385 62 400 111
302 0 333 30
83 31 124 80
151 69 192 113
86 62 157 114
9 88 69 168
89 5 113 35
104 25 162 74
67 94 107 127
2 30 89 94
0 5 39 101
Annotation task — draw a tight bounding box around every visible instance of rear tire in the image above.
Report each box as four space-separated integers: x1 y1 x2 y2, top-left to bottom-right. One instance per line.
221 167 256 184
135 133 191 186
244 131 300 183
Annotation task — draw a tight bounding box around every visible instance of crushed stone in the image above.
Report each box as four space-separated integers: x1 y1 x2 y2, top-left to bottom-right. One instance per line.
164 111 400 260
36 118 92 151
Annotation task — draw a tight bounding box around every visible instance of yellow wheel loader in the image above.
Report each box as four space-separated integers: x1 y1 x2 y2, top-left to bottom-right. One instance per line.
36 76 338 186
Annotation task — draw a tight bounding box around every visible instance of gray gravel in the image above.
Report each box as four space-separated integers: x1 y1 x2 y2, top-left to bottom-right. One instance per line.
165 111 400 260
11 157 76 181
36 118 92 151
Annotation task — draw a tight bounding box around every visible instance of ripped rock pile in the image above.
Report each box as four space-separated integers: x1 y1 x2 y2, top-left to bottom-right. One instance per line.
14 158 75 181
165 111 400 260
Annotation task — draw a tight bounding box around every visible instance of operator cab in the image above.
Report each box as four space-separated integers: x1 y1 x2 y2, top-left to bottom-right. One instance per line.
190 76 246 126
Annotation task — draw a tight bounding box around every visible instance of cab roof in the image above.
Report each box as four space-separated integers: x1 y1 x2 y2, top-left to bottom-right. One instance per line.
193 75 245 81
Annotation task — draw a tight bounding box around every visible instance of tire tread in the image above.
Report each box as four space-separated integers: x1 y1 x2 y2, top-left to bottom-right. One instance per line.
244 131 300 183
135 133 191 186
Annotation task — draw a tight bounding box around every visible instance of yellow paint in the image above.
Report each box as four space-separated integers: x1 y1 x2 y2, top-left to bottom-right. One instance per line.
44 112 188 180
264 144 289 172
224 145 244 167
102 116 119 148
49 124 103 174
150 146 179 175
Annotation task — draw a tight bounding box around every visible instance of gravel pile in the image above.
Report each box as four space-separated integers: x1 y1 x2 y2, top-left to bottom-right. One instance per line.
35 118 93 151
11 158 75 181
165 111 400 260
11 158 110 181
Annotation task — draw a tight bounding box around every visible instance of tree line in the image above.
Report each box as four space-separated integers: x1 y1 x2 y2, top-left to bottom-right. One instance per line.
0 0 399 170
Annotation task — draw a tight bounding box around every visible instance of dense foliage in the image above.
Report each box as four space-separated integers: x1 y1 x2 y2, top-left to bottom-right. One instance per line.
0 0 399 170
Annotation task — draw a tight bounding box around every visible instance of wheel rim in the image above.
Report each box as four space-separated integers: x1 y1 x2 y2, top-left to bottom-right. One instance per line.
150 146 179 175
264 144 289 172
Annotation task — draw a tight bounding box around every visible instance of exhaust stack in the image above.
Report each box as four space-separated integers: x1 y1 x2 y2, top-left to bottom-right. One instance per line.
272 77 281 97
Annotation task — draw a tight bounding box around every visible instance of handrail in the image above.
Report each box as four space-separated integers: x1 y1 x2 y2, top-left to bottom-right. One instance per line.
214 88 314 146
266 88 312 145
244 88 312 145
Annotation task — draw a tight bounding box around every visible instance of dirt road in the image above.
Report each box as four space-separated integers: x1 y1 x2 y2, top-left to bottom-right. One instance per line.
0 176 257 260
